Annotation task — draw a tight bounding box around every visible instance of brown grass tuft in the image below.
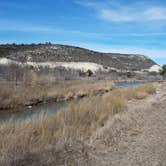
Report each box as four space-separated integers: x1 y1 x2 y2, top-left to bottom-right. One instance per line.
122 83 156 100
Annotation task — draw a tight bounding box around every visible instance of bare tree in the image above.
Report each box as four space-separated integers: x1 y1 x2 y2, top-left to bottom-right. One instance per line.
8 63 24 85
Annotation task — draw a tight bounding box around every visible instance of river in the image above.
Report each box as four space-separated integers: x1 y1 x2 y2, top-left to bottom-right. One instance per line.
0 81 145 122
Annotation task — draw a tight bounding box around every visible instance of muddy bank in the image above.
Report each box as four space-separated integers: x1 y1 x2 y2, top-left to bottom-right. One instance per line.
0 81 146 111
0 89 109 110
0 80 115 111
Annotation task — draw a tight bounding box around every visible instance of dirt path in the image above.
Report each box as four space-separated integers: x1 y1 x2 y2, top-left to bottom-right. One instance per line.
91 83 166 166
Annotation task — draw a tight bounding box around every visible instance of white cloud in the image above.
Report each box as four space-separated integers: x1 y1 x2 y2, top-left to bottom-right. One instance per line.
100 9 133 22
76 1 166 22
74 1 98 8
100 7 166 22
0 20 54 32
144 7 166 20
2 19 166 38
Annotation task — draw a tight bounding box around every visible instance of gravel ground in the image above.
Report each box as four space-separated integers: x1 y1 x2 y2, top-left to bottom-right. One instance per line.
90 83 166 166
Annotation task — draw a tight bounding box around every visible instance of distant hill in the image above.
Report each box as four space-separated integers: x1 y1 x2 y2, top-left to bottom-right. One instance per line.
0 43 157 71
0 43 162 81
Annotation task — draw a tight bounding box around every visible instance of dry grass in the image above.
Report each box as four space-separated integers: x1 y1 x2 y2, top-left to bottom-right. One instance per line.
0 89 127 164
0 79 114 109
0 82 48 109
122 83 156 100
0 83 157 165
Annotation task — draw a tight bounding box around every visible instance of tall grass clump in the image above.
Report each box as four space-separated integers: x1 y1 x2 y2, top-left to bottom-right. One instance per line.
122 83 156 100
32 89 127 142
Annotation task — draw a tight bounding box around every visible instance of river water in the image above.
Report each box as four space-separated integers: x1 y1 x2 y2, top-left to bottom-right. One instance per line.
0 101 67 122
0 81 145 122
115 81 145 88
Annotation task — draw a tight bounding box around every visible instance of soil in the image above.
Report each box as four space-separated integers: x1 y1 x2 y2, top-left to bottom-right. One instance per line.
90 82 166 166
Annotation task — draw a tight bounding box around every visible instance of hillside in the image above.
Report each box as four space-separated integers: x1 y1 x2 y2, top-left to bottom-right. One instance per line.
0 43 161 81
0 44 157 71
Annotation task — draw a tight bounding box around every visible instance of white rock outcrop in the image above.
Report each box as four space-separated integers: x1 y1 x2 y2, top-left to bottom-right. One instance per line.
148 65 161 73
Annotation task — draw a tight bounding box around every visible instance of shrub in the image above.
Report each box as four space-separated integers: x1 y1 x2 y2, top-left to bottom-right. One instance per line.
160 65 166 77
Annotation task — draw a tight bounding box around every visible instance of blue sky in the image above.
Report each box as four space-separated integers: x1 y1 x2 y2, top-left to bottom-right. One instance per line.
0 0 166 65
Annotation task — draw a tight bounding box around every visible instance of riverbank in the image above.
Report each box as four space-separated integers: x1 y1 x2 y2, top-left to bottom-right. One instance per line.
91 82 166 166
0 79 114 110
0 83 157 165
